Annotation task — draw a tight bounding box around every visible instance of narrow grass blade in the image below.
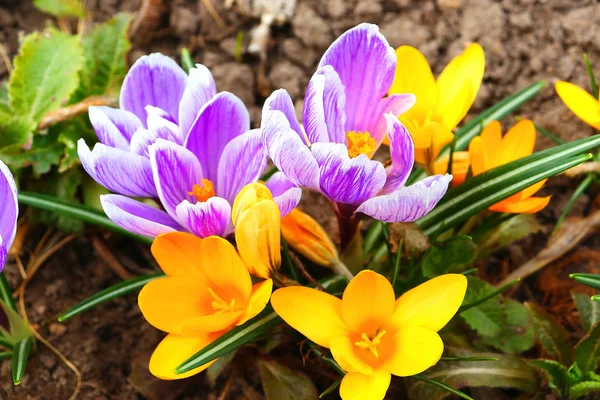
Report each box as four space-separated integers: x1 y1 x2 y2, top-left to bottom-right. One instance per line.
181 48 194 73
459 279 520 313
440 356 498 362
392 239 403 288
11 336 33 385
0 351 11 360
363 221 384 255
320 376 343 398
281 236 300 282
0 273 16 311
584 53 599 99
260 166 278 182
536 124 566 145
412 375 475 400
555 173 594 231
571 273 600 290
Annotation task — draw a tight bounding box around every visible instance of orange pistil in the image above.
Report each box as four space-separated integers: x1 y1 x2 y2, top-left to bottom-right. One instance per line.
188 179 215 202
346 131 376 158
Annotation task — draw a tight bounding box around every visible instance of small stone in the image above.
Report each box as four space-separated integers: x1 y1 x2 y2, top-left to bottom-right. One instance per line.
269 60 305 100
509 12 533 30
355 0 383 22
282 38 318 69
326 0 347 19
562 6 600 46
211 63 255 106
170 6 199 37
438 0 463 9
49 323 67 337
380 17 430 48
292 3 332 49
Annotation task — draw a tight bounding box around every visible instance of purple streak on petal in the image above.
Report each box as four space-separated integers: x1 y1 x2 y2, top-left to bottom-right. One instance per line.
311 142 386 206
89 106 142 150
100 194 181 237
149 139 203 218
381 114 414 194
130 108 183 158
78 139 157 197
120 53 187 126
261 110 321 190
318 23 396 134
356 174 453 222
130 128 154 158
179 64 217 139
0 160 18 252
303 66 347 144
185 92 250 183
175 197 232 237
367 94 416 145
0 237 5 273
265 172 302 217
216 129 267 204
263 89 305 143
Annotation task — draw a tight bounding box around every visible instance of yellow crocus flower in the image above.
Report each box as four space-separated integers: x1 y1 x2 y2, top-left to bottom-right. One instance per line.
469 119 551 213
271 270 467 400
555 80 600 130
389 43 485 183
138 232 273 379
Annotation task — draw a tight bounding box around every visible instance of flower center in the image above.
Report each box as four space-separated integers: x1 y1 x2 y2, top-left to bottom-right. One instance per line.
188 179 215 202
208 287 238 315
354 330 387 358
346 131 376 158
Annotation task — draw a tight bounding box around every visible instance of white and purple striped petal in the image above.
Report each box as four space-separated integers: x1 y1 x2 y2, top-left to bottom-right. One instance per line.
356 174 453 222
263 89 305 142
364 94 416 145
185 92 250 183
120 53 187 126
175 197 232 238
89 106 142 150
312 142 386 206
100 194 181 237
0 160 18 269
303 65 347 144
78 140 157 197
0 237 6 272
149 139 203 218
265 172 302 217
216 129 267 204
381 114 414 195
178 64 217 138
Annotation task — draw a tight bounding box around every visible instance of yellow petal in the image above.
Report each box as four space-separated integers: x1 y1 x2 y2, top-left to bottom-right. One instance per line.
176 312 243 336
555 80 600 130
151 232 208 280
232 182 274 225
468 136 484 176
138 277 213 334
519 179 547 200
270 286 349 348
436 43 485 130
281 208 339 267
500 119 535 165
342 270 396 337
235 200 281 279
339 369 391 400
430 122 455 160
489 196 551 214
379 326 443 376
149 332 222 380
433 151 470 185
330 335 374 375
388 274 467 332
239 279 273 325
391 46 439 128
479 120 503 171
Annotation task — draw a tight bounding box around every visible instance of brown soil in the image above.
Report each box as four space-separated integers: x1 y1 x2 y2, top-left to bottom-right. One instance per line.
1 0 600 399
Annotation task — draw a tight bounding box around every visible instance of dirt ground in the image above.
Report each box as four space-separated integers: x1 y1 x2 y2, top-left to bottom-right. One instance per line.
1 0 600 398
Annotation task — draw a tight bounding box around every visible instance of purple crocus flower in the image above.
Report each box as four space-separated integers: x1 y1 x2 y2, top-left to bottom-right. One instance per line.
261 23 452 245
78 53 300 238
0 160 18 271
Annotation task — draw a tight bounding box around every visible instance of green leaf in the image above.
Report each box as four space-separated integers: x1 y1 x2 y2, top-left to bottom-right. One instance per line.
411 375 474 400
33 0 85 17
9 29 83 124
571 273 600 290
0 351 11 360
58 273 163 322
459 276 505 337
181 48 194 73
528 359 570 395
475 214 543 259
421 236 477 278
71 13 132 102
526 302 573 365
574 320 600 375
583 53 599 100
407 348 538 400
258 359 318 400
0 273 16 311
573 291 600 333
0 117 36 148
0 133 63 175
11 336 33 385
570 380 600 400
320 376 343 399
0 301 32 345
482 299 534 354
555 173 594 231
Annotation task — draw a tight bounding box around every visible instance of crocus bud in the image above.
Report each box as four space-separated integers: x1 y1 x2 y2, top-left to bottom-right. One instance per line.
233 183 281 279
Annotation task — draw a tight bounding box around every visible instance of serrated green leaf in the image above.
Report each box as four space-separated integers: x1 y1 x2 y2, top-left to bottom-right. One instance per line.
9 29 83 124
33 0 85 17
0 134 62 175
573 291 600 333
570 380 600 399
11 336 33 385
528 359 570 395
526 302 573 365
0 117 36 148
460 277 505 337
421 236 478 278
482 299 534 354
476 214 543 259
574 320 600 375
258 359 318 400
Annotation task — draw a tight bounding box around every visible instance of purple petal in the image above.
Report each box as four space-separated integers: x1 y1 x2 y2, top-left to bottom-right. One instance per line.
312 142 386 206
185 92 250 183
0 237 6 272
216 129 267 204
265 172 302 217
365 94 416 145
89 106 142 150
261 110 320 190
0 160 17 255
175 197 232 237
356 174 453 222
149 139 203 218
381 114 414 194
130 109 183 158
318 23 396 134
100 194 181 237
120 53 187 126
179 64 217 138
78 139 157 197
303 66 347 144
263 89 305 142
